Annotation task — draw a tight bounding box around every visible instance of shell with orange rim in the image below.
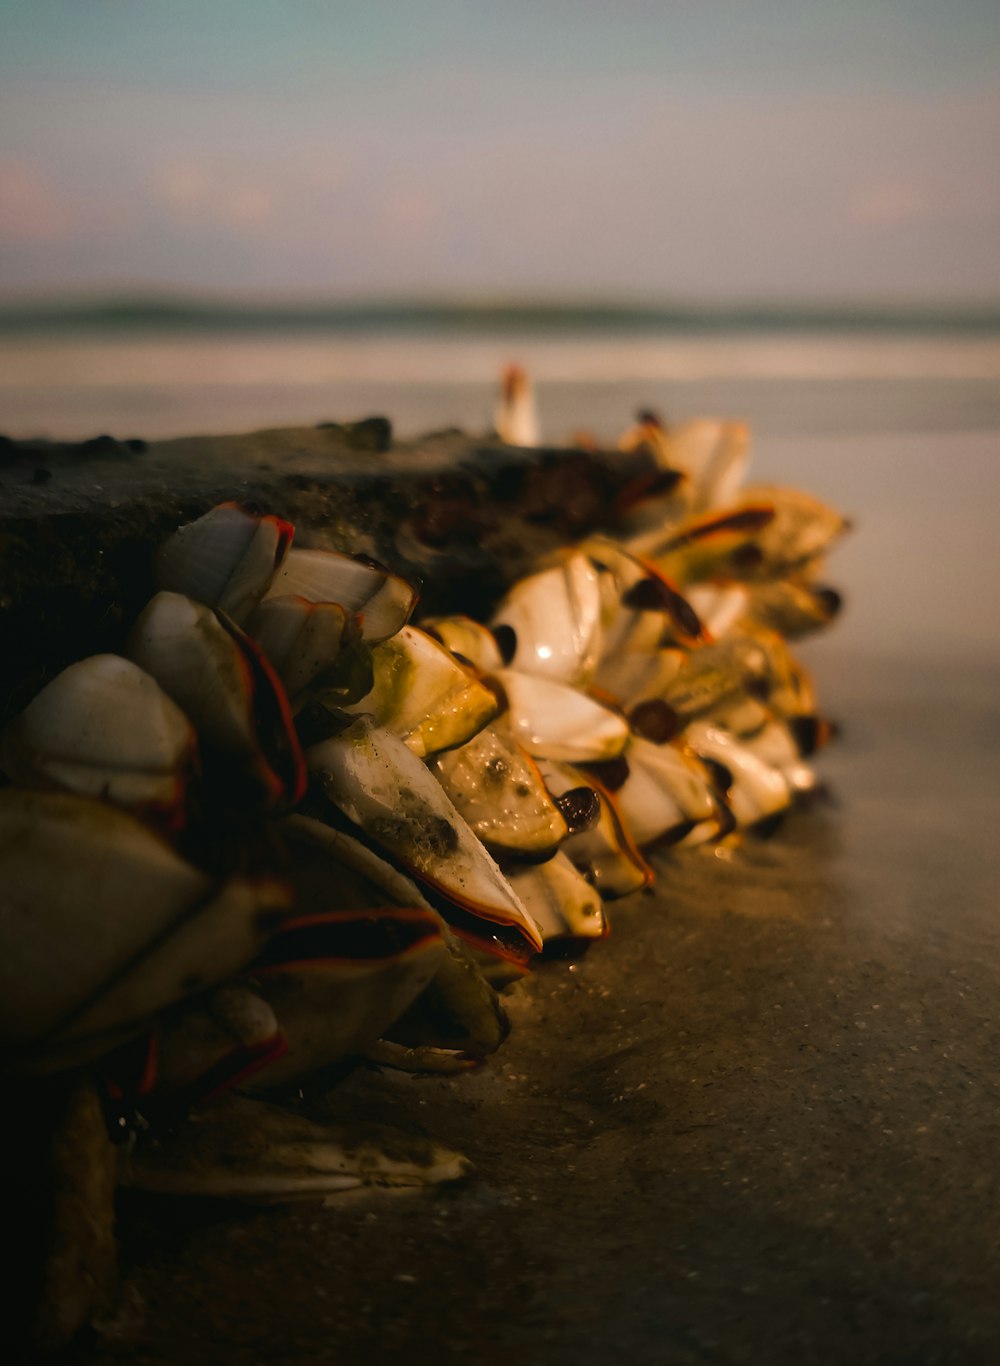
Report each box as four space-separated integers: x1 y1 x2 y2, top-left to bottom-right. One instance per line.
155 502 294 624
428 717 569 859
263 547 417 643
306 716 543 961
536 759 653 900
127 591 306 808
341 624 498 758
0 788 291 1076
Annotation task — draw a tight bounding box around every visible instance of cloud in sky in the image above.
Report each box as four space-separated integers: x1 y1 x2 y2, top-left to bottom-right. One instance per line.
849 182 928 228
0 162 71 242
1 1 998 301
154 162 278 229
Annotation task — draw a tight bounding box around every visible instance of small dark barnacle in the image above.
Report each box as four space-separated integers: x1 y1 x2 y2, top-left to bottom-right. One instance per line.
554 785 601 835
492 625 517 664
628 699 681 744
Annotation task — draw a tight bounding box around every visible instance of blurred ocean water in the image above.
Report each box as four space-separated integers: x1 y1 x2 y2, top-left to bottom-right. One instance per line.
2 327 1000 441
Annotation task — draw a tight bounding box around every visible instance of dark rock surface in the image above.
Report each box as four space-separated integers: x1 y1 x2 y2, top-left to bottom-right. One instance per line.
0 421 658 723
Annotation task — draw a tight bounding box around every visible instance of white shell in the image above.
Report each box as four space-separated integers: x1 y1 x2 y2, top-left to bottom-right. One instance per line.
707 695 772 740
1 654 197 823
609 736 717 848
668 419 749 512
62 872 291 1069
738 719 818 795
246 595 351 702
265 548 416 642
308 717 543 953
246 907 445 1092
494 364 540 447
248 822 451 1085
495 669 629 764
0 789 209 1054
685 721 792 828
505 853 607 943
155 503 291 623
684 584 751 639
582 536 701 656
490 551 603 684
128 592 259 757
429 719 568 856
343 625 498 758
128 591 303 806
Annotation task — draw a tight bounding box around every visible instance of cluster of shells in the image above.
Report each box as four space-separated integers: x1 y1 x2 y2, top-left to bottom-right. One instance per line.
1 411 847 1205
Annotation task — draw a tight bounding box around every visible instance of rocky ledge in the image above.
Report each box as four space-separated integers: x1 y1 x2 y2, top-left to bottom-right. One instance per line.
0 420 663 724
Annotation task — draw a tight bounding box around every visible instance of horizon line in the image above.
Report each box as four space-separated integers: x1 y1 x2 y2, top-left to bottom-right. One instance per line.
2 291 1000 334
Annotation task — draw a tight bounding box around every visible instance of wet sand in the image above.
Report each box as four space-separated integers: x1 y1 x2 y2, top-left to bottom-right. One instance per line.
74 650 1000 1366
68 425 1000 1365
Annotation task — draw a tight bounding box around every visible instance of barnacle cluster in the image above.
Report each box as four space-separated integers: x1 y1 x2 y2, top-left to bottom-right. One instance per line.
1 406 846 1311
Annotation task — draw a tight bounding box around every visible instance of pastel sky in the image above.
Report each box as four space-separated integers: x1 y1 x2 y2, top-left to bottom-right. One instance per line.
2 0 998 302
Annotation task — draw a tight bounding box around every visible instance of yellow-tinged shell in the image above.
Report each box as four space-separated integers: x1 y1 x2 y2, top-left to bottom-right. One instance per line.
743 578 843 638
661 636 771 722
429 718 568 856
422 615 503 673
308 717 543 954
343 625 498 757
737 485 849 575
592 648 686 712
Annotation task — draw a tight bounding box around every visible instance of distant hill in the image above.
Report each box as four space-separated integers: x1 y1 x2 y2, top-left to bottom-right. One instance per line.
2 297 999 334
